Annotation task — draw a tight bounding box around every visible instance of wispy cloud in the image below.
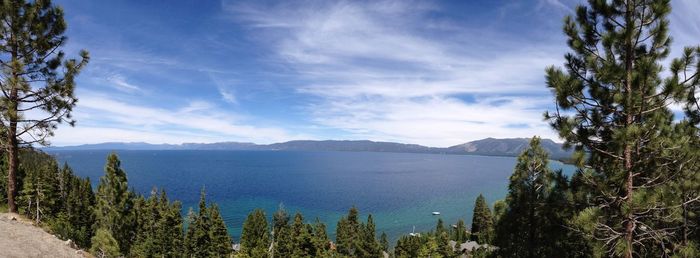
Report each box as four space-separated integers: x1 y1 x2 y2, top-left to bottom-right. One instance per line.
209 73 238 104
226 0 566 146
107 74 141 93
49 0 698 146
51 91 310 146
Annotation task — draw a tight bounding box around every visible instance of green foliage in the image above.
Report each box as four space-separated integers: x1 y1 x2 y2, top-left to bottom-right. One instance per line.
336 206 361 256
240 208 270 257
492 200 506 224
417 235 441 258
0 0 89 213
436 231 453 258
451 219 468 243
379 231 389 252
470 194 493 244
335 207 382 257
272 203 292 257
545 0 700 256
94 153 135 255
312 218 330 257
394 235 421 258
289 213 315 257
50 165 95 248
90 228 120 258
131 189 185 257
394 218 460 258
493 137 589 258
18 151 60 223
184 189 232 257
358 214 382 257
209 204 233 256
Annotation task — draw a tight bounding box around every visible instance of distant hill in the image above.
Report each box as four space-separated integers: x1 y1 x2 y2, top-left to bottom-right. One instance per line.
446 138 572 159
265 140 437 153
46 138 573 159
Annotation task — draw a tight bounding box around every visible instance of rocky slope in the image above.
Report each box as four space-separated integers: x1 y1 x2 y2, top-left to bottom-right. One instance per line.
0 213 90 258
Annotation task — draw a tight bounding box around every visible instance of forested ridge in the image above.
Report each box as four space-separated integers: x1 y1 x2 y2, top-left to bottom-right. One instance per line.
1 0 700 257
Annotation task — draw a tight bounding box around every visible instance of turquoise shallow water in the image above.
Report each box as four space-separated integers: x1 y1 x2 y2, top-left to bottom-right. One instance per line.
48 150 575 243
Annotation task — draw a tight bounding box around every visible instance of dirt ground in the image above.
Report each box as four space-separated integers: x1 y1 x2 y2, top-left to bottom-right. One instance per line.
0 213 90 258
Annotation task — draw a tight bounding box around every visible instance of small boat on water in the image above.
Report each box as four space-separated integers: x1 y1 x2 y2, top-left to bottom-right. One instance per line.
409 226 421 237
432 211 441 215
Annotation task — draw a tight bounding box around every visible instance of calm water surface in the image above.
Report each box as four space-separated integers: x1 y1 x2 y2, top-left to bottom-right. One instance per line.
48 150 575 243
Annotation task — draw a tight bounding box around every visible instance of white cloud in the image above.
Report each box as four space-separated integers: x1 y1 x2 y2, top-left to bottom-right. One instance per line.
219 88 237 104
107 74 141 92
208 73 238 104
670 0 700 52
227 0 565 146
50 91 310 146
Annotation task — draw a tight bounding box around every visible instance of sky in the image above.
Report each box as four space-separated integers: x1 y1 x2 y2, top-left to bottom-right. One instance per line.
46 0 700 147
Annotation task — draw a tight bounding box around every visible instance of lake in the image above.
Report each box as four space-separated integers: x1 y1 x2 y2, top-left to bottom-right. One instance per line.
48 150 575 243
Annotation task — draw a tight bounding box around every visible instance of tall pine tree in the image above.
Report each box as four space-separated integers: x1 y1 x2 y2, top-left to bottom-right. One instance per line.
209 204 233 257
271 203 291 257
452 219 467 243
470 194 493 244
0 0 89 213
240 208 270 257
312 218 330 257
53 170 95 248
545 0 700 256
493 137 586 257
336 206 361 256
94 153 135 255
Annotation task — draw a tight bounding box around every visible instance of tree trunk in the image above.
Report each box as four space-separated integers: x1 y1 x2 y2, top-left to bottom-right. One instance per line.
682 196 689 246
6 26 19 213
623 2 636 257
6 92 18 213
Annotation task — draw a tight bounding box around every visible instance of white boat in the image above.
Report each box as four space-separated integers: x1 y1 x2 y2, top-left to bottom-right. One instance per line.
409 226 420 237
432 211 441 215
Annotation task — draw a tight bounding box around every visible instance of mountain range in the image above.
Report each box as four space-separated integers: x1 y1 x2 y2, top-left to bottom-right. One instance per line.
45 138 574 160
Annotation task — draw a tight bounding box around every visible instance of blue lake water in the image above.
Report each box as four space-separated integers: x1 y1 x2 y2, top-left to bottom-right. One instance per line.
48 150 575 243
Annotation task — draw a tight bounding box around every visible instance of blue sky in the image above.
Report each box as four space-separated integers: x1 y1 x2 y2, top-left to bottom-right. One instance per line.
48 0 700 147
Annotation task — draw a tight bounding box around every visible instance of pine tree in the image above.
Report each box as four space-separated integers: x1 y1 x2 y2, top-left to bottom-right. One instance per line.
51 172 96 248
0 0 89 213
493 137 586 257
130 188 186 258
436 218 445 236
670 125 700 256
379 231 389 253
61 171 95 248
545 0 700 256
157 191 184 257
452 219 467 243
209 204 233 256
437 231 453 258
492 200 507 225
272 203 291 257
312 218 330 257
18 154 59 223
417 235 441 258
288 212 314 257
336 206 361 256
358 214 381 257
470 194 493 244
91 228 120 258
94 153 135 255
240 208 270 257
184 189 212 257
394 235 421 258
130 195 156 257
275 224 294 257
